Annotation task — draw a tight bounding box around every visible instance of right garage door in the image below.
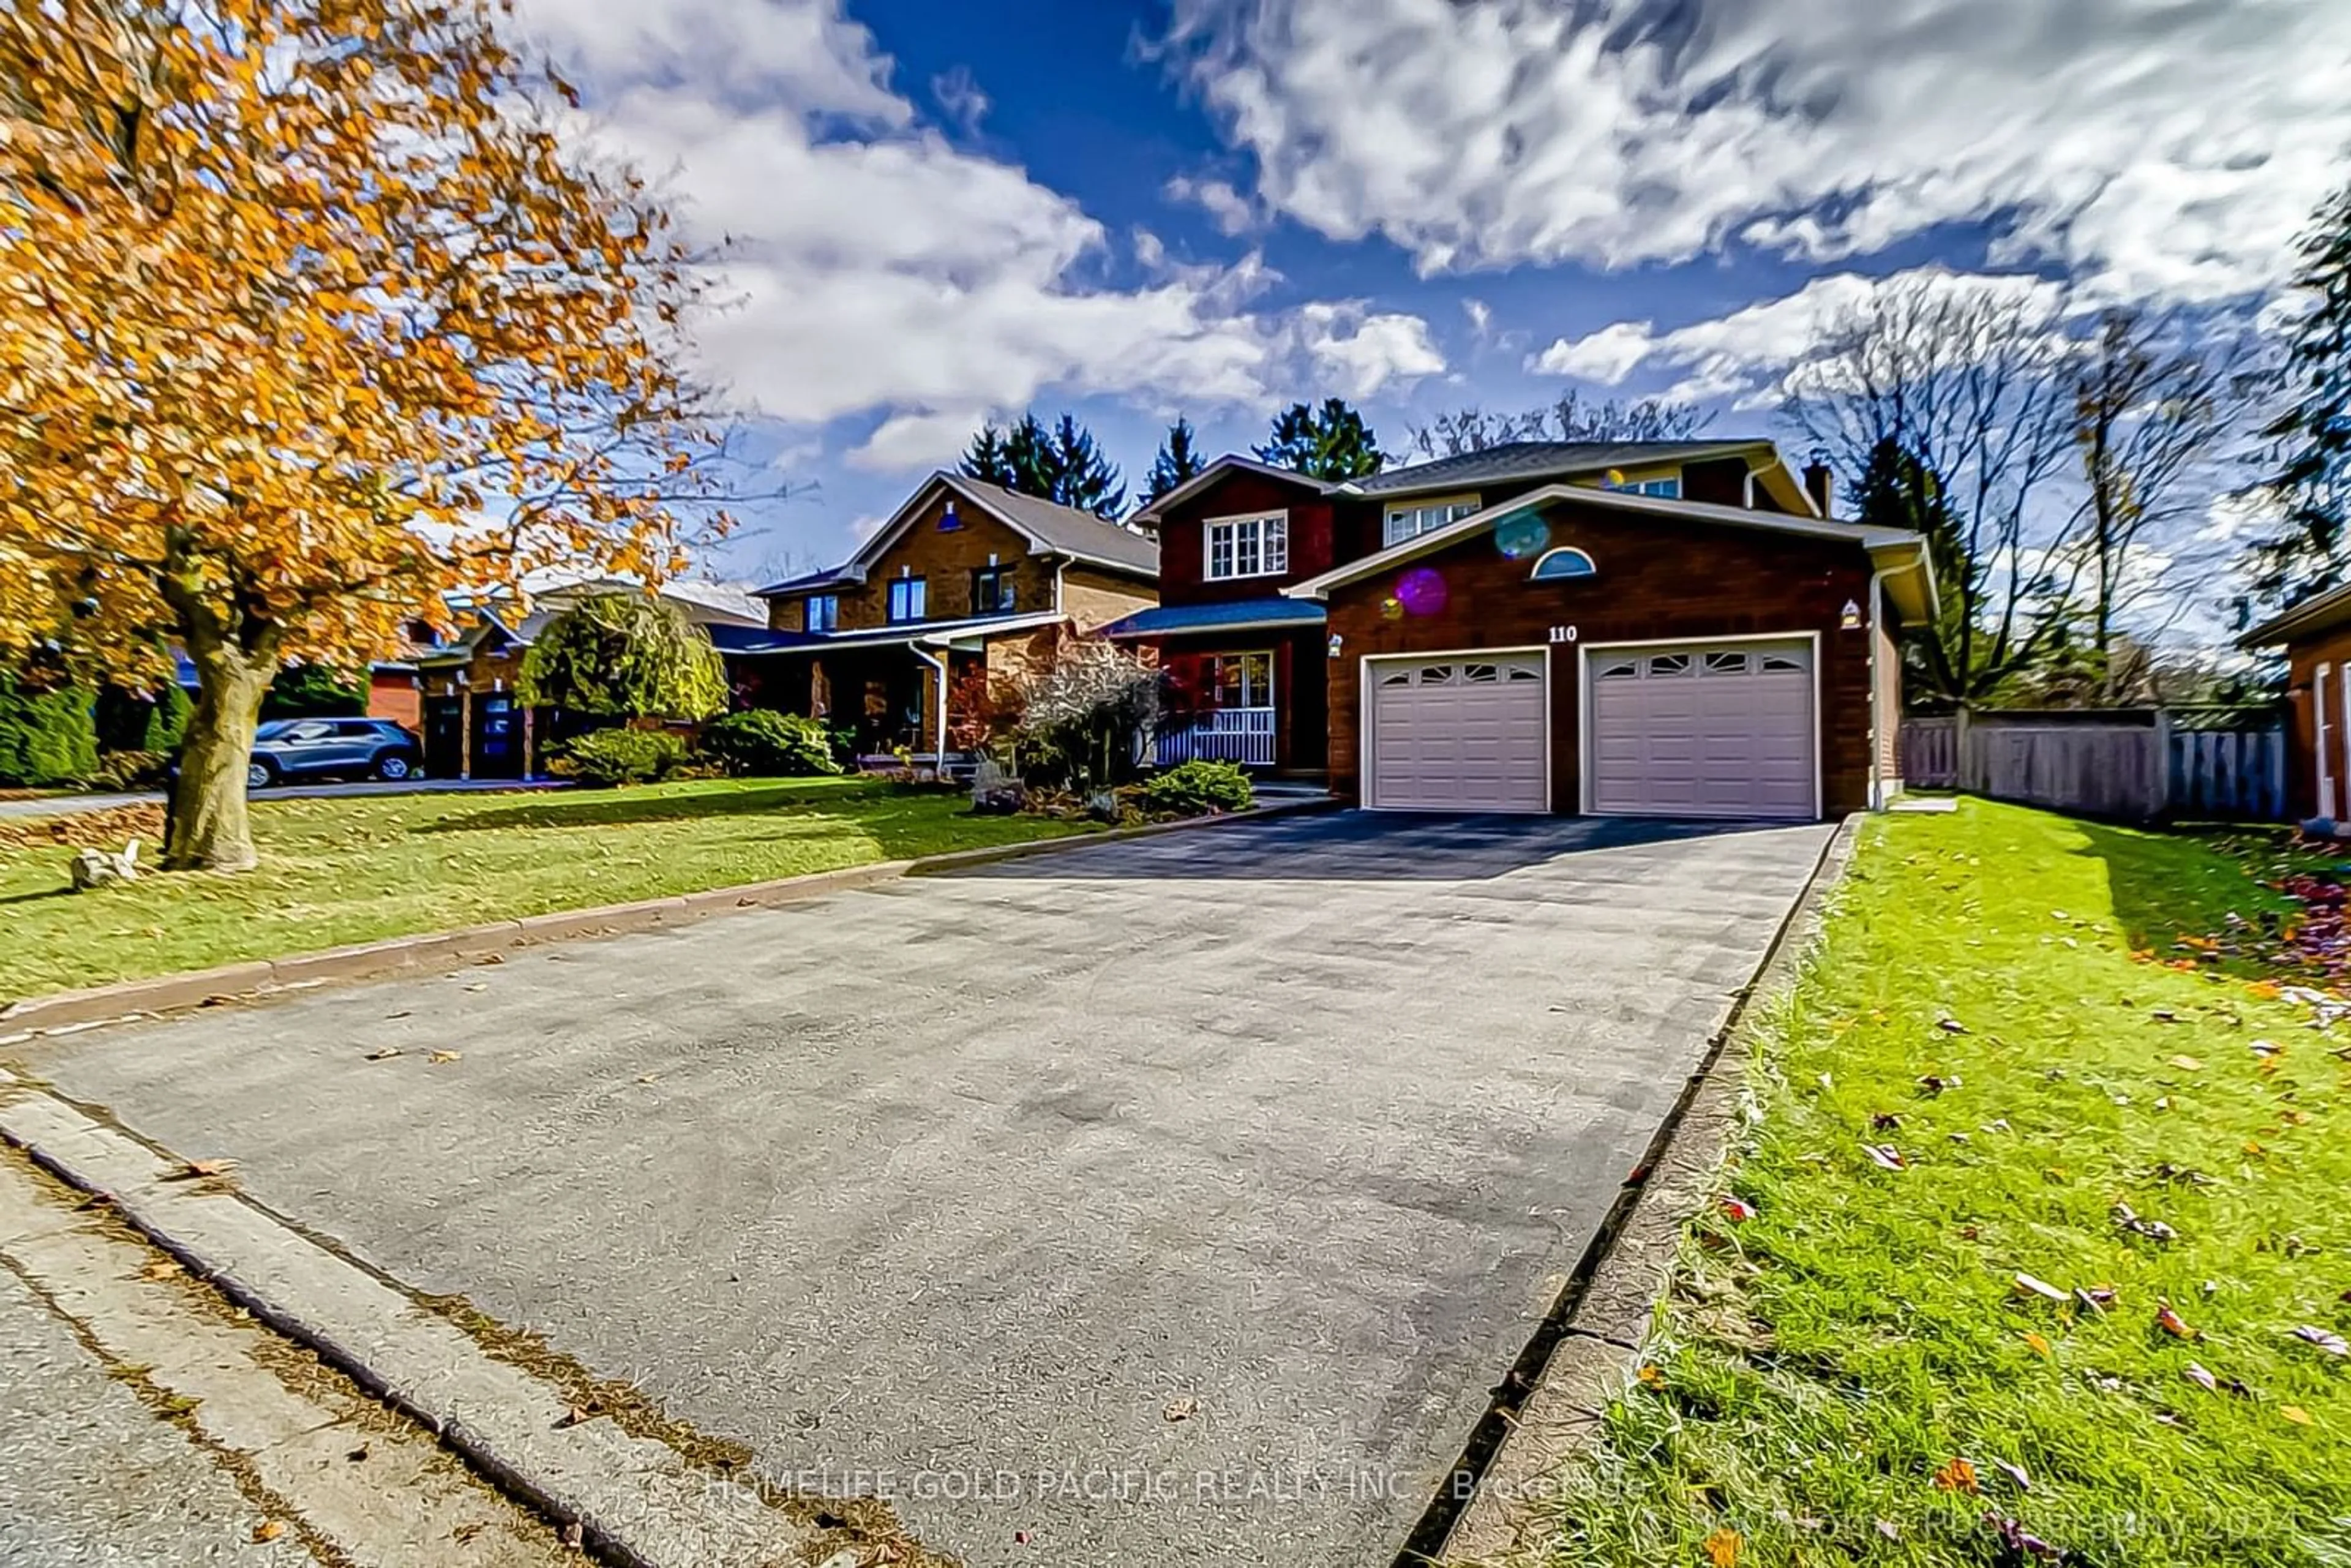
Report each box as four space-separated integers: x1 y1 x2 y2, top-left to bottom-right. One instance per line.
1586 639 1817 819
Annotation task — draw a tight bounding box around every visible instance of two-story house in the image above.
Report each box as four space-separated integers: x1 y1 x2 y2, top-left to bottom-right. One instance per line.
1116 439 1935 819
738 473 1157 762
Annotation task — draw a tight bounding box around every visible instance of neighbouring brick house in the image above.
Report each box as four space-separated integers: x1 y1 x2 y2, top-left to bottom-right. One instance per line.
367 579 765 779
1119 440 1932 817
736 473 1158 763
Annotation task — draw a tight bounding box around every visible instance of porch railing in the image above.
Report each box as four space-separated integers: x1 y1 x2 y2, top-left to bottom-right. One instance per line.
1156 706 1276 767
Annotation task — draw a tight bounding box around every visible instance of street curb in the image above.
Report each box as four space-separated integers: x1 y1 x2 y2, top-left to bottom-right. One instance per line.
1432 813 1866 1566
0 1077 833 1568
0 795 1338 1038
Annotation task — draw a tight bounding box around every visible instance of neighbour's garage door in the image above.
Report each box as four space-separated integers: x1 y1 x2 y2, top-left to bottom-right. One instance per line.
1587 640 1816 819
1368 653 1548 812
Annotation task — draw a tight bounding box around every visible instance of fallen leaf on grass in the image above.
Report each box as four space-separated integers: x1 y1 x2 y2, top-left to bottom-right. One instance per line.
1719 1198 1757 1223
427 1050 460 1066
1863 1143 1908 1171
1918 1073 1960 1095
1637 1364 1664 1389
162 1159 234 1182
1703 1528 1742 1567
1989 1458 2031 1493
2113 1203 2179 1244
2185 1362 2219 1392
2282 1405 2315 1427
252 1520 286 1543
1939 1018 1970 1035
1986 1512 2062 1562
2015 1274 2069 1304
1933 1457 1981 1494
2156 1302 2199 1340
1876 1520 1901 1541
1871 1111 1902 1131
2168 1055 2206 1072
2022 1332 2053 1360
2075 1286 2117 1314
2292 1326 2350 1358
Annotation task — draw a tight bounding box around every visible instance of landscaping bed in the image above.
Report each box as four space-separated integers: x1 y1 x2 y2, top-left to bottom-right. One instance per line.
1515 800 2349 1567
0 777 1084 1001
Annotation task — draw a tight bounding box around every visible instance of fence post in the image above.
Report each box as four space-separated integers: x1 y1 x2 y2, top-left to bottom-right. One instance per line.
1954 705 1973 793
2151 708 2174 822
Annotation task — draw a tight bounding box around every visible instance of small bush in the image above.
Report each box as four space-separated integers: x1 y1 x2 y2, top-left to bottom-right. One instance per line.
550 727 688 787
699 709 842 778
90 750 173 792
0 673 97 788
1141 760 1253 817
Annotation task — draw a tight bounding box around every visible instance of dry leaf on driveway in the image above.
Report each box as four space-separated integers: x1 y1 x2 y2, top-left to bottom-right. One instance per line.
162 1158 234 1181
251 1520 286 1543
364 1047 402 1062
427 1050 461 1065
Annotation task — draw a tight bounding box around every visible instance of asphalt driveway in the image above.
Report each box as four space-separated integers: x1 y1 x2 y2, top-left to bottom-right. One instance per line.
15 811 1832 1566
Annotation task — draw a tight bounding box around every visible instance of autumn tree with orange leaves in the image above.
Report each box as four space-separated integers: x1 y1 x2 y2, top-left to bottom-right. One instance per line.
0 0 732 870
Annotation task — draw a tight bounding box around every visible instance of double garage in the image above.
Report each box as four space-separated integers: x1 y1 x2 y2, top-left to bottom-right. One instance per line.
1363 638 1820 819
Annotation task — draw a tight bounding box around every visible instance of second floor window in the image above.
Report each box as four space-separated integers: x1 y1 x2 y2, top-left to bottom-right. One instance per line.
1205 513 1288 580
1383 495 1481 549
887 577 926 623
971 566 1016 615
806 594 839 633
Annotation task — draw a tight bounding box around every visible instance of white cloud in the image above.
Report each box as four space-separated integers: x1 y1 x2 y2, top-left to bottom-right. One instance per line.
1164 174 1257 236
930 66 989 135
1461 298 1492 339
1163 0 2351 302
512 0 1436 473
1531 266 2071 407
1295 304 1447 400
1529 319 1655 384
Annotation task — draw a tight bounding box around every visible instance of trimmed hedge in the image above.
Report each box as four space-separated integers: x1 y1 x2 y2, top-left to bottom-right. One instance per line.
550 727 688 788
699 709 842 778
0 674 97 788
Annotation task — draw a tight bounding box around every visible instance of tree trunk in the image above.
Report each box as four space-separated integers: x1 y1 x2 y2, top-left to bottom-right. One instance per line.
164 641 273 872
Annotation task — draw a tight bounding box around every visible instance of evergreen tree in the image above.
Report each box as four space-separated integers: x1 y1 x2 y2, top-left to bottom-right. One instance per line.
1141 416 1206 506
1255 398 1384 481
960 413 1127 520
2246 174 2351 617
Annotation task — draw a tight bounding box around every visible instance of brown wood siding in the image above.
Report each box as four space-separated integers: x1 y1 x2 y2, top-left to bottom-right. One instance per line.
1322 498 1880 814
2284 625 2351 820
1155 471 1335 604
768 597 806 633
367 670 421 731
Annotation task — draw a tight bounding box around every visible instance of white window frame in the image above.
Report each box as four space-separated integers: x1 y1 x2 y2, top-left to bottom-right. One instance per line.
1382 493 1482 549
1211 650 1275 710
1622 475 1681 498
805 593 839 634
2319 662 2339 820
1204 511 1289 580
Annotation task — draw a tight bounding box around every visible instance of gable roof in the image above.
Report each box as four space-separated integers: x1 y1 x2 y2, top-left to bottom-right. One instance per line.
1283 482 1936 621
1128 456 1334 525
1344 440 1780 500
756 472 1157 596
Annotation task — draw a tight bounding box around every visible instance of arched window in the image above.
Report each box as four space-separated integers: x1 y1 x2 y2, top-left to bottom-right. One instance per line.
1529 547 1597 582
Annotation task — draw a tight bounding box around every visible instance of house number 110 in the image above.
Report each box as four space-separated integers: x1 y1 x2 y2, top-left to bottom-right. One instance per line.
1548 626 1578 644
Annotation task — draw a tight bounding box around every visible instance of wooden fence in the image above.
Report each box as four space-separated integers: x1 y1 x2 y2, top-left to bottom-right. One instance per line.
1900 708 2286 823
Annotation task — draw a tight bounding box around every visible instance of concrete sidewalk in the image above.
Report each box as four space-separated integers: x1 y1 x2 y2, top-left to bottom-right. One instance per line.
10 811 1832 1567
0 777 566 820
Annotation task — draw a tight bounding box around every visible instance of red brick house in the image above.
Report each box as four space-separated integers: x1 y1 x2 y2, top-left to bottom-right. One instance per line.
1120 440 1932 817
740 473 1158 762
2239 583 2351 822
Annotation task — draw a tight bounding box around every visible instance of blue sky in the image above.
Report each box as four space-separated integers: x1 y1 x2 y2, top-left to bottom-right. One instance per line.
514 0 2351 585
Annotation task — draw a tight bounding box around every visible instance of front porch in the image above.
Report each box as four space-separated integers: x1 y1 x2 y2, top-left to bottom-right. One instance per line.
1155 706 1278 767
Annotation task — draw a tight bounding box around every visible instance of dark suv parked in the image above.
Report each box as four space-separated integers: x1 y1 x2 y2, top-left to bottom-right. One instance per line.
248 718 424 789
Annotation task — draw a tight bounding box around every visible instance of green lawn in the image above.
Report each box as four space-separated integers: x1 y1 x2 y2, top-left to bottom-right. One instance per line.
1 778 1084 1001
1521 800 2350 1567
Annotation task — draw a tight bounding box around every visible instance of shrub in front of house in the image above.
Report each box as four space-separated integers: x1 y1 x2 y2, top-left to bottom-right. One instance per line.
551 727 688 787
89 749 173 792
1141 759 1253 817
699 709 843 778
0 672 98 788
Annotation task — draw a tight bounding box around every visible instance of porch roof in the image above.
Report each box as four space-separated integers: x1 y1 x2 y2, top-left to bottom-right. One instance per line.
726 610 1067 656
1100 598 1325 640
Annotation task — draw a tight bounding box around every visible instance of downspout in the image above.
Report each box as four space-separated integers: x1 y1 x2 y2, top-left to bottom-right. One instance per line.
1865 567 1888 811
911 639 950 773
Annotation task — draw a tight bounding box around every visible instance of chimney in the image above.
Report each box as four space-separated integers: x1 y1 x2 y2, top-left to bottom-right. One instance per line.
1802 451 1835 517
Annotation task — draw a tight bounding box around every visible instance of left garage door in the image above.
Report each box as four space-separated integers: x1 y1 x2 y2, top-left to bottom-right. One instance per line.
1367 653 1548 812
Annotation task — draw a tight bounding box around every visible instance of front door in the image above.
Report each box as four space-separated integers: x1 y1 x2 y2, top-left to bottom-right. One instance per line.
471 694 520 778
